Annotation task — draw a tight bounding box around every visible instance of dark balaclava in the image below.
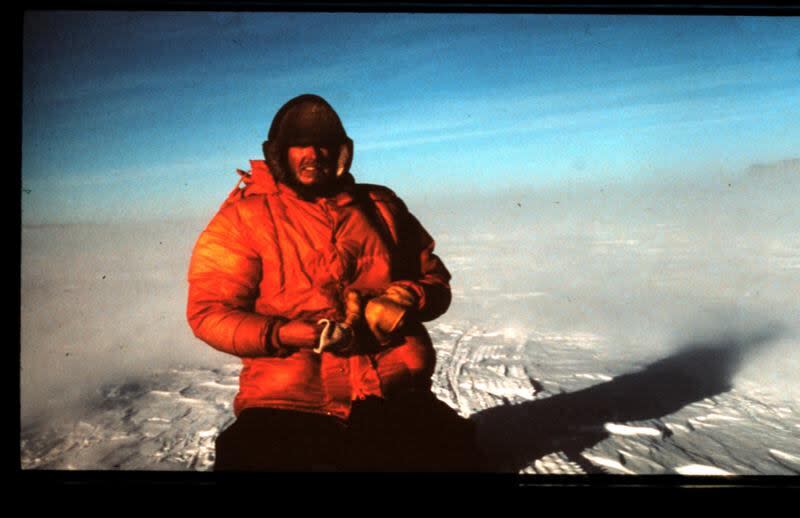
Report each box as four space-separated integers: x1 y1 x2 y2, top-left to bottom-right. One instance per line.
262 94 354 199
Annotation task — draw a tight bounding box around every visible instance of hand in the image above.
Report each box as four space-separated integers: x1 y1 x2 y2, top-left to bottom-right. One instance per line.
314 319 355 354
341 289 363 328
313 290 364 355
364 284 418 347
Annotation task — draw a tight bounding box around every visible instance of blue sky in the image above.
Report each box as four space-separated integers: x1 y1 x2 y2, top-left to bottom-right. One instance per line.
22 12 800 224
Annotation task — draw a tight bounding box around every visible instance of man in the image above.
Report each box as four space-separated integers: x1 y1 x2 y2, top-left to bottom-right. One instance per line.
187 94 481 471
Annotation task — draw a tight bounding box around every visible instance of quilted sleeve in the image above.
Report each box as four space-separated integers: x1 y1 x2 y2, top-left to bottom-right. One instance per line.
389 202 452 323
186 204 285 357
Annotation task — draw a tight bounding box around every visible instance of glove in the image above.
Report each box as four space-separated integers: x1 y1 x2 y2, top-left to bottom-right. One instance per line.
313 290 363 355
364 284 419 347
314 319 354 354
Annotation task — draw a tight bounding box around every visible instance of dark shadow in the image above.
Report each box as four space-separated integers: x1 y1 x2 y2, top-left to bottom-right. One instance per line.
469 323 786 473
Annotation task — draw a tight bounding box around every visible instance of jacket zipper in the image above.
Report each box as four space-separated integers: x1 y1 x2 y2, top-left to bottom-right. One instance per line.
320 199 347 318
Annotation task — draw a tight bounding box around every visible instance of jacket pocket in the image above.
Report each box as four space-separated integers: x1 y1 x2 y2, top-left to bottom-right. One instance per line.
374 324 436 396
238 354 327 406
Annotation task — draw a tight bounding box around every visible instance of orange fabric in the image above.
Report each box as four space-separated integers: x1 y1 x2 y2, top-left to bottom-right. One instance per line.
187 160 451 419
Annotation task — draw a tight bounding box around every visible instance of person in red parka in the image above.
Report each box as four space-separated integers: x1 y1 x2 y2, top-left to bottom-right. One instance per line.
187 94 482 471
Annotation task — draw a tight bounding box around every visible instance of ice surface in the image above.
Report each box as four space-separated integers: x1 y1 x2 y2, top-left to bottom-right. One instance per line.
675 464 735 476
581 452 637 475
604 423 662 437
20 159 800 473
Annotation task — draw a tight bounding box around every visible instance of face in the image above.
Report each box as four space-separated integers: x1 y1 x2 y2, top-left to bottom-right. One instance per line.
286 145 336 187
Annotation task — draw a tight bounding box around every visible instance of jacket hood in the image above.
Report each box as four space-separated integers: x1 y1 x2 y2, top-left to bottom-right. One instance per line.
262 94 354 185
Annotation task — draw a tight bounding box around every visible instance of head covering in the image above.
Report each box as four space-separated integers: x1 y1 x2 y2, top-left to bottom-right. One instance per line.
262 94 354 184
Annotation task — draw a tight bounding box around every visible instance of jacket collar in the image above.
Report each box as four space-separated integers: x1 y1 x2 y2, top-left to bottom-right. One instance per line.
246 160 357 206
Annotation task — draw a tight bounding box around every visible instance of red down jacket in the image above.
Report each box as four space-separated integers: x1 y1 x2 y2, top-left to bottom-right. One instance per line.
187 160 451 420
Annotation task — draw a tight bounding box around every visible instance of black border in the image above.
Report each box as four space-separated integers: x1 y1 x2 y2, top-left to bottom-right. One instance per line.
17 470 800 489
15 0 800 491
16 1 800 15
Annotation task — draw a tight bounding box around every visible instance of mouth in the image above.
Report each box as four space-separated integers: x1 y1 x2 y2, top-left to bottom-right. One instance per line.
294 163 332 185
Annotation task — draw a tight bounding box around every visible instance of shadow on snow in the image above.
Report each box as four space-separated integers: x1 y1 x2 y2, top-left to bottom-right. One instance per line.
469 323 785 473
